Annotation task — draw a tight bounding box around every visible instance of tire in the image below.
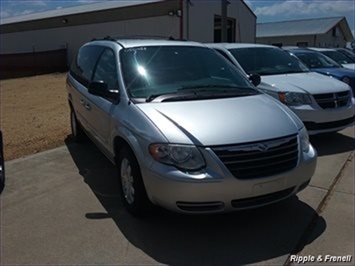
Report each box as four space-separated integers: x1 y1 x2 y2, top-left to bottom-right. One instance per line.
117 146 151 216
70 108 85 142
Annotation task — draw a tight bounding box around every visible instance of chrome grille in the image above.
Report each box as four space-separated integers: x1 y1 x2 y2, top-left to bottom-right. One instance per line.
212 135 299 179
313 91 350 109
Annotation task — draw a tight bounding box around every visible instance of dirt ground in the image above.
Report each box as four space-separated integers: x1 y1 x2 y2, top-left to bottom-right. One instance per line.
1 73 70 161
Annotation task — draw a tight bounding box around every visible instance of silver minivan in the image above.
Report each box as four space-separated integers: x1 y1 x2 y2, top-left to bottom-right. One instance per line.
67 38 317 215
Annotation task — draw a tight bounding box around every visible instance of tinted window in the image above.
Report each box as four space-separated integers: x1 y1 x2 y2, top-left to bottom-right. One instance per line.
71 45 104 86
293 51 341 69
93 49 118 90
322 51 355 64
337 49 355 59
120 46 255 99
229 47 309 75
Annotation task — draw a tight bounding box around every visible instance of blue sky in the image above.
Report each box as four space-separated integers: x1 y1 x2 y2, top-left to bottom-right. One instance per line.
1 0 354 36
246 0 354 36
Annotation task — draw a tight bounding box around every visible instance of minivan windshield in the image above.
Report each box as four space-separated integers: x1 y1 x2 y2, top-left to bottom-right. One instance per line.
229 47 309 76
293 51 342 69
120 46 256 100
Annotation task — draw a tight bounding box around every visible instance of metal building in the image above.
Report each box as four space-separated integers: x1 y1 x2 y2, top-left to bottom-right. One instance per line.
256 17 354 48
0 0 256 64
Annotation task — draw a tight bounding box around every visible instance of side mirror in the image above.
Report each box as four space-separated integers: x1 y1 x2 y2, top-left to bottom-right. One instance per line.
89 80 108 93
249 74 261 87
88 81 119 100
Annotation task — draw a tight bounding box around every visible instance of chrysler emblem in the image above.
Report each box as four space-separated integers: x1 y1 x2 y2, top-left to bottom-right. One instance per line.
257 143 269 152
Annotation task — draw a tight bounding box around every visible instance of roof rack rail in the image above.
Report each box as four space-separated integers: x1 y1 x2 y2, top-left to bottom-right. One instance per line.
91 36 117 42
91 35 188 42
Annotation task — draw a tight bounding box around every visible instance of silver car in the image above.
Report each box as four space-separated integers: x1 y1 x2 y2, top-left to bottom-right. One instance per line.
67 38 317 215
208 43 355 135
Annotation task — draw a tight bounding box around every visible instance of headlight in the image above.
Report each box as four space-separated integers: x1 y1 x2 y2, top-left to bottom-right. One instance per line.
299 127 310 153
278 91 312 106
149 144 205 171
341 76 351 85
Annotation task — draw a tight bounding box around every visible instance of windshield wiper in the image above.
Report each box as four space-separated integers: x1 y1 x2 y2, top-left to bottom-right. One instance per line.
146 85 257 103
178 84 252 92
146 92 179 102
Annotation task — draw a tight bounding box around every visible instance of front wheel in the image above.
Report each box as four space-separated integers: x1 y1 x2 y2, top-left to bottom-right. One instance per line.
117 146 151 216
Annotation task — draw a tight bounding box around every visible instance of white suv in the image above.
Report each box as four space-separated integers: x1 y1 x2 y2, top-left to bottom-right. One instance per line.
208 43 355 135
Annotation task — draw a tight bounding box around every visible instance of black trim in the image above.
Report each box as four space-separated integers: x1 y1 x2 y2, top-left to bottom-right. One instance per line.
209 134 297 149
231 187 295 209
304 116 354 130
176 201 225 212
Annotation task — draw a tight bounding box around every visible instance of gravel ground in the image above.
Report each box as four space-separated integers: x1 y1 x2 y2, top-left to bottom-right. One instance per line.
1 73 70 161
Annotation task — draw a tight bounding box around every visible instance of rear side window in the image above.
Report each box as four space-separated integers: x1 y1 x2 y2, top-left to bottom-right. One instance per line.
70 45 105 86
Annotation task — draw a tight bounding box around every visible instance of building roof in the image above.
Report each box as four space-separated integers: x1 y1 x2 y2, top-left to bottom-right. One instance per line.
0 0 163 25
240 0 256 18
0 0 176 34
257 17 354 41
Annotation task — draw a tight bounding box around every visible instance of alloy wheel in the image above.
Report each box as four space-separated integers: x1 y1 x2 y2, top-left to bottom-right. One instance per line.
120 158 135 204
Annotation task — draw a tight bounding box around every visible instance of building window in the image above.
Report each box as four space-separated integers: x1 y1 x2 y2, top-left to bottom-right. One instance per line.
271 43 283 48
214 15 236 43
297 42 308 47
332 27 340 37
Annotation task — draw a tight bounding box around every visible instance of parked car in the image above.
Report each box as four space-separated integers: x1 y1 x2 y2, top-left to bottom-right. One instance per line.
335 48 355 61
286 48 355 93
67 38 317 215
0 131 4 194
309 48 355 70
207 43 355 135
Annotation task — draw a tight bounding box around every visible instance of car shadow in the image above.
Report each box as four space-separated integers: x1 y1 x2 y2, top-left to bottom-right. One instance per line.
65 137 326 265
310 131 354 157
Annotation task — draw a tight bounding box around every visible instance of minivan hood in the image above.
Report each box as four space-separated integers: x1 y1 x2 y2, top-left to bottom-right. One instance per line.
137 95 301 146
261 72 350 94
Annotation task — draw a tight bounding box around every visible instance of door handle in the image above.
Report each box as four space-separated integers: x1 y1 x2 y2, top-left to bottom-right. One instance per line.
80 99 85 105
84 103 91 111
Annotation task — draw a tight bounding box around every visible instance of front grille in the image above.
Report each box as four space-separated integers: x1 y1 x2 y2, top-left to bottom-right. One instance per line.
313 91 350 109
231 187 295 209
212 135 299 179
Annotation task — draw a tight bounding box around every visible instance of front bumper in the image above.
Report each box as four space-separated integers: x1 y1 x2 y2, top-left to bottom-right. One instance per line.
290 100 355 135
141 144 317 214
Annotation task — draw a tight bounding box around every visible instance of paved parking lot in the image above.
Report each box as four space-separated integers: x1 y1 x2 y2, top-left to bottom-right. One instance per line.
1 127 354 265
